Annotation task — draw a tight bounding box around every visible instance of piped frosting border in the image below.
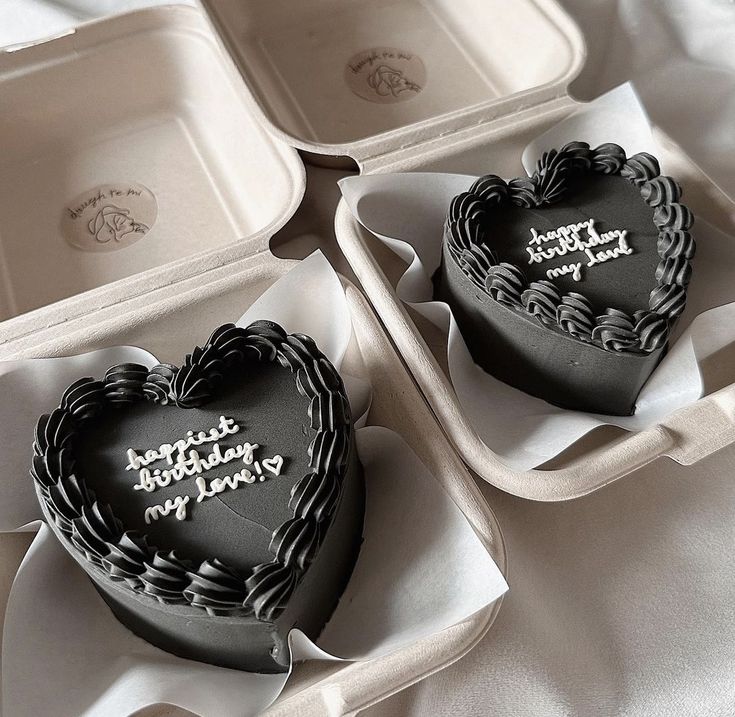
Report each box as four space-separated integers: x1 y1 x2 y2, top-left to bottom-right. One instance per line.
30 321 352 622
444 142 695 354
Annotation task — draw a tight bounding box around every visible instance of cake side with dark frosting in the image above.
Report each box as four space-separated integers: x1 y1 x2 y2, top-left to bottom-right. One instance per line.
31 321 364 672
438 142 695 415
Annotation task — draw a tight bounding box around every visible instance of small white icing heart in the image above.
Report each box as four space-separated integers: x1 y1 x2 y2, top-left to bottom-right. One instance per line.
262 455 284 476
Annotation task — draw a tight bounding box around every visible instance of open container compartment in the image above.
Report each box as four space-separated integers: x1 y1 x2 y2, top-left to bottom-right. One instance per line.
0 7 510 711
334 121 735 501
0 253 506 716
197 0 735 499
0 6 304 343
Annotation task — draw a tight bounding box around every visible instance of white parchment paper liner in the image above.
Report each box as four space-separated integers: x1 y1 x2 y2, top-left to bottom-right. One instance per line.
0 252 507 716
340 84 735 471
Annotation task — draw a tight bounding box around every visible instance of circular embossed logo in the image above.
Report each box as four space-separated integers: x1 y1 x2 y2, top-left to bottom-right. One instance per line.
345 47 426 104
62 183 157 252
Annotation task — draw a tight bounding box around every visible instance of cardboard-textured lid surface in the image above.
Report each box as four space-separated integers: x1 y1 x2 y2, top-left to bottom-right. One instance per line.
202 0 586 162
0 6 304 334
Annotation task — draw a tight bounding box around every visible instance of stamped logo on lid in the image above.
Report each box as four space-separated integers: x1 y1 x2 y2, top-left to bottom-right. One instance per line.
62 183 157 252
345 47 425 104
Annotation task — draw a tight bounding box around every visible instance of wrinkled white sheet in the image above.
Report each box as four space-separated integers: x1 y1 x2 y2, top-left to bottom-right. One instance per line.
2 1 734 716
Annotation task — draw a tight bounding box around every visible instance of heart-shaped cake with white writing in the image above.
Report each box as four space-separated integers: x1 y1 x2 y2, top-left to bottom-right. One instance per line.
31 321 364 672
438 142 695 415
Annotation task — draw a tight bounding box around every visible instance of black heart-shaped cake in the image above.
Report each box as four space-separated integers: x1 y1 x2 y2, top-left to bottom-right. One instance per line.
437 142 695 415
30 321 364 673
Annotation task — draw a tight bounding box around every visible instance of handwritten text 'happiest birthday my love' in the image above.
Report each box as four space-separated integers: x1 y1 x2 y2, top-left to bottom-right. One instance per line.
526 218 633 282
124 416 284 524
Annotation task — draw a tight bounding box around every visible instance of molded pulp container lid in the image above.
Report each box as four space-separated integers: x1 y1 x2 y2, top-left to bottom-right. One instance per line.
0 6 303 325
202 0 586 161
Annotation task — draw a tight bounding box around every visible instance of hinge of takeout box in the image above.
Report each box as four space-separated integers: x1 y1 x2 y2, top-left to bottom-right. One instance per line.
358 94 578 175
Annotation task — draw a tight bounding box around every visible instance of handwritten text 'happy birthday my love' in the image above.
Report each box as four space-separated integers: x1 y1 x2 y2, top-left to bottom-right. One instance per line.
526 218 633 283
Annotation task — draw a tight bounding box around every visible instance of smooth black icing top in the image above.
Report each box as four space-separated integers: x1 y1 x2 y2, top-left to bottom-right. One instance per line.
444 142 695 354
31 321 353 622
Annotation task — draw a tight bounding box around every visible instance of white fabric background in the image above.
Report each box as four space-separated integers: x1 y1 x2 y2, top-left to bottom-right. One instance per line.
2 1 734 716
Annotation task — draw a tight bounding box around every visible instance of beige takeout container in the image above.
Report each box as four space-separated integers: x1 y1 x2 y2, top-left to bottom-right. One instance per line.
0 5 511 713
